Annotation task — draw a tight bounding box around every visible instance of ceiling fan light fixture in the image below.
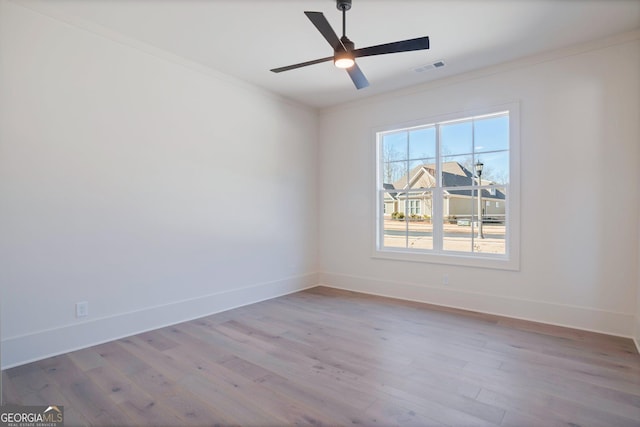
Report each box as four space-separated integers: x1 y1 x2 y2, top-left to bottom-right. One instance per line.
334 52 355 68
334 57 355 69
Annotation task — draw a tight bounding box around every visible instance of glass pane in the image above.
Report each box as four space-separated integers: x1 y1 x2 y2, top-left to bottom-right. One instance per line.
408 192 433 250
475 186 506 255
442 155 475 188
383 220 407 248
476 151 509 185
383 160 408 186
408 127 436 162
382 131 409 188
443 194 474 253
382 132 407 162
408 159 437 189
441 120 472 156
383 192 407 248
474 114 509 153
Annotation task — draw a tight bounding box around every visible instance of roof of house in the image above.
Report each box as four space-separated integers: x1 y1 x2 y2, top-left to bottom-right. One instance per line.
383 183 398 200
385 162 505 200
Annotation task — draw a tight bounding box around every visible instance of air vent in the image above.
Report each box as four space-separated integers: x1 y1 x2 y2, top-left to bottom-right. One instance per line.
413 60 445 73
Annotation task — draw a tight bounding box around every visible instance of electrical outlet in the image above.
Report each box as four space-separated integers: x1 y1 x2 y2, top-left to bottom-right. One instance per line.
76 301 89 318
442 274 449 286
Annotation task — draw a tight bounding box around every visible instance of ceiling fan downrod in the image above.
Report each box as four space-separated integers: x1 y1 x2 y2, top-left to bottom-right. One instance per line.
337 0 354 50
337 0 351 38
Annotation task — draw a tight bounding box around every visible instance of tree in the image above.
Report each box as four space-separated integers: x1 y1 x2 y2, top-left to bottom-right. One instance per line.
382 144 404 184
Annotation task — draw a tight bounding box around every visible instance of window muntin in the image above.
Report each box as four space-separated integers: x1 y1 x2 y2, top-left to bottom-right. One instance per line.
377 109 513 264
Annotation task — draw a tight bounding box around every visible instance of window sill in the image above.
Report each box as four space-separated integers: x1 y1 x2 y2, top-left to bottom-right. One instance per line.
372 248 520 271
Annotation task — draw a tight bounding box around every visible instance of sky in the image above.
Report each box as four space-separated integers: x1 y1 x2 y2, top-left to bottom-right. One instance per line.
382 112 509 185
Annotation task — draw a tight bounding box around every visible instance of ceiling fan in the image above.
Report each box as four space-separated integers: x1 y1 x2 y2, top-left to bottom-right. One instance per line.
270 0 430 90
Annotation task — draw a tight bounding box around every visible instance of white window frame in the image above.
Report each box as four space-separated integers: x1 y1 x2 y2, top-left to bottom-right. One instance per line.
373 103 520 271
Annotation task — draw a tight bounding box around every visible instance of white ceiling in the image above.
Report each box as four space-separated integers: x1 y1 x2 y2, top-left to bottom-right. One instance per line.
20 0 640 109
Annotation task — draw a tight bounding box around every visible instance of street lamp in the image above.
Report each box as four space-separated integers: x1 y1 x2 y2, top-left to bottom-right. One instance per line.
475 161 484 239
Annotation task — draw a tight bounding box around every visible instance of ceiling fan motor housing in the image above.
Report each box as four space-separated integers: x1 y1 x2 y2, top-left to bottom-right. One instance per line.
337 0 352 11
340 36 355 51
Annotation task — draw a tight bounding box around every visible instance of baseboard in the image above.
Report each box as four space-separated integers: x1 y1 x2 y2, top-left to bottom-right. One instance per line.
1 272 318 369
319 272 635 339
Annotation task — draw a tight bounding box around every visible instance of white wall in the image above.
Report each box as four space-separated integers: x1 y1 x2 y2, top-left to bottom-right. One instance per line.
0 1 318 368
318 33 640 337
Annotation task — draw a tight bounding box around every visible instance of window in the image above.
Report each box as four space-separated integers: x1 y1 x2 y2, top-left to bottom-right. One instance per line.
406 200 421 216
375 104 519 269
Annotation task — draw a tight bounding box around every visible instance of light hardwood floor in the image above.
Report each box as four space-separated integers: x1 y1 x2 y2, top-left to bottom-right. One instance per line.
3 287 640 426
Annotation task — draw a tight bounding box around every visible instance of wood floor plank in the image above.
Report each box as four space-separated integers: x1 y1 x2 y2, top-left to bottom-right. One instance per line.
67 347 107 372
177 373 278 425
363 397 449 426
32 375 92 427
136 330 181 352
168 335 348 426
1 371 24 405
84 363 184 426
158 392 229 426
256 372 392 426
37 355 133 426
3 286 639 426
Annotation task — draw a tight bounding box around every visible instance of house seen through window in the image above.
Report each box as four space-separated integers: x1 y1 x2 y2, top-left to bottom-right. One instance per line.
377 109 514 262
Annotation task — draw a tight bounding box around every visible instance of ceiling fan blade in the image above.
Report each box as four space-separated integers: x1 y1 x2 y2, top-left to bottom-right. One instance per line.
304 11 345 51
346 63 369 90
270 56 333 73
353 36 430 58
